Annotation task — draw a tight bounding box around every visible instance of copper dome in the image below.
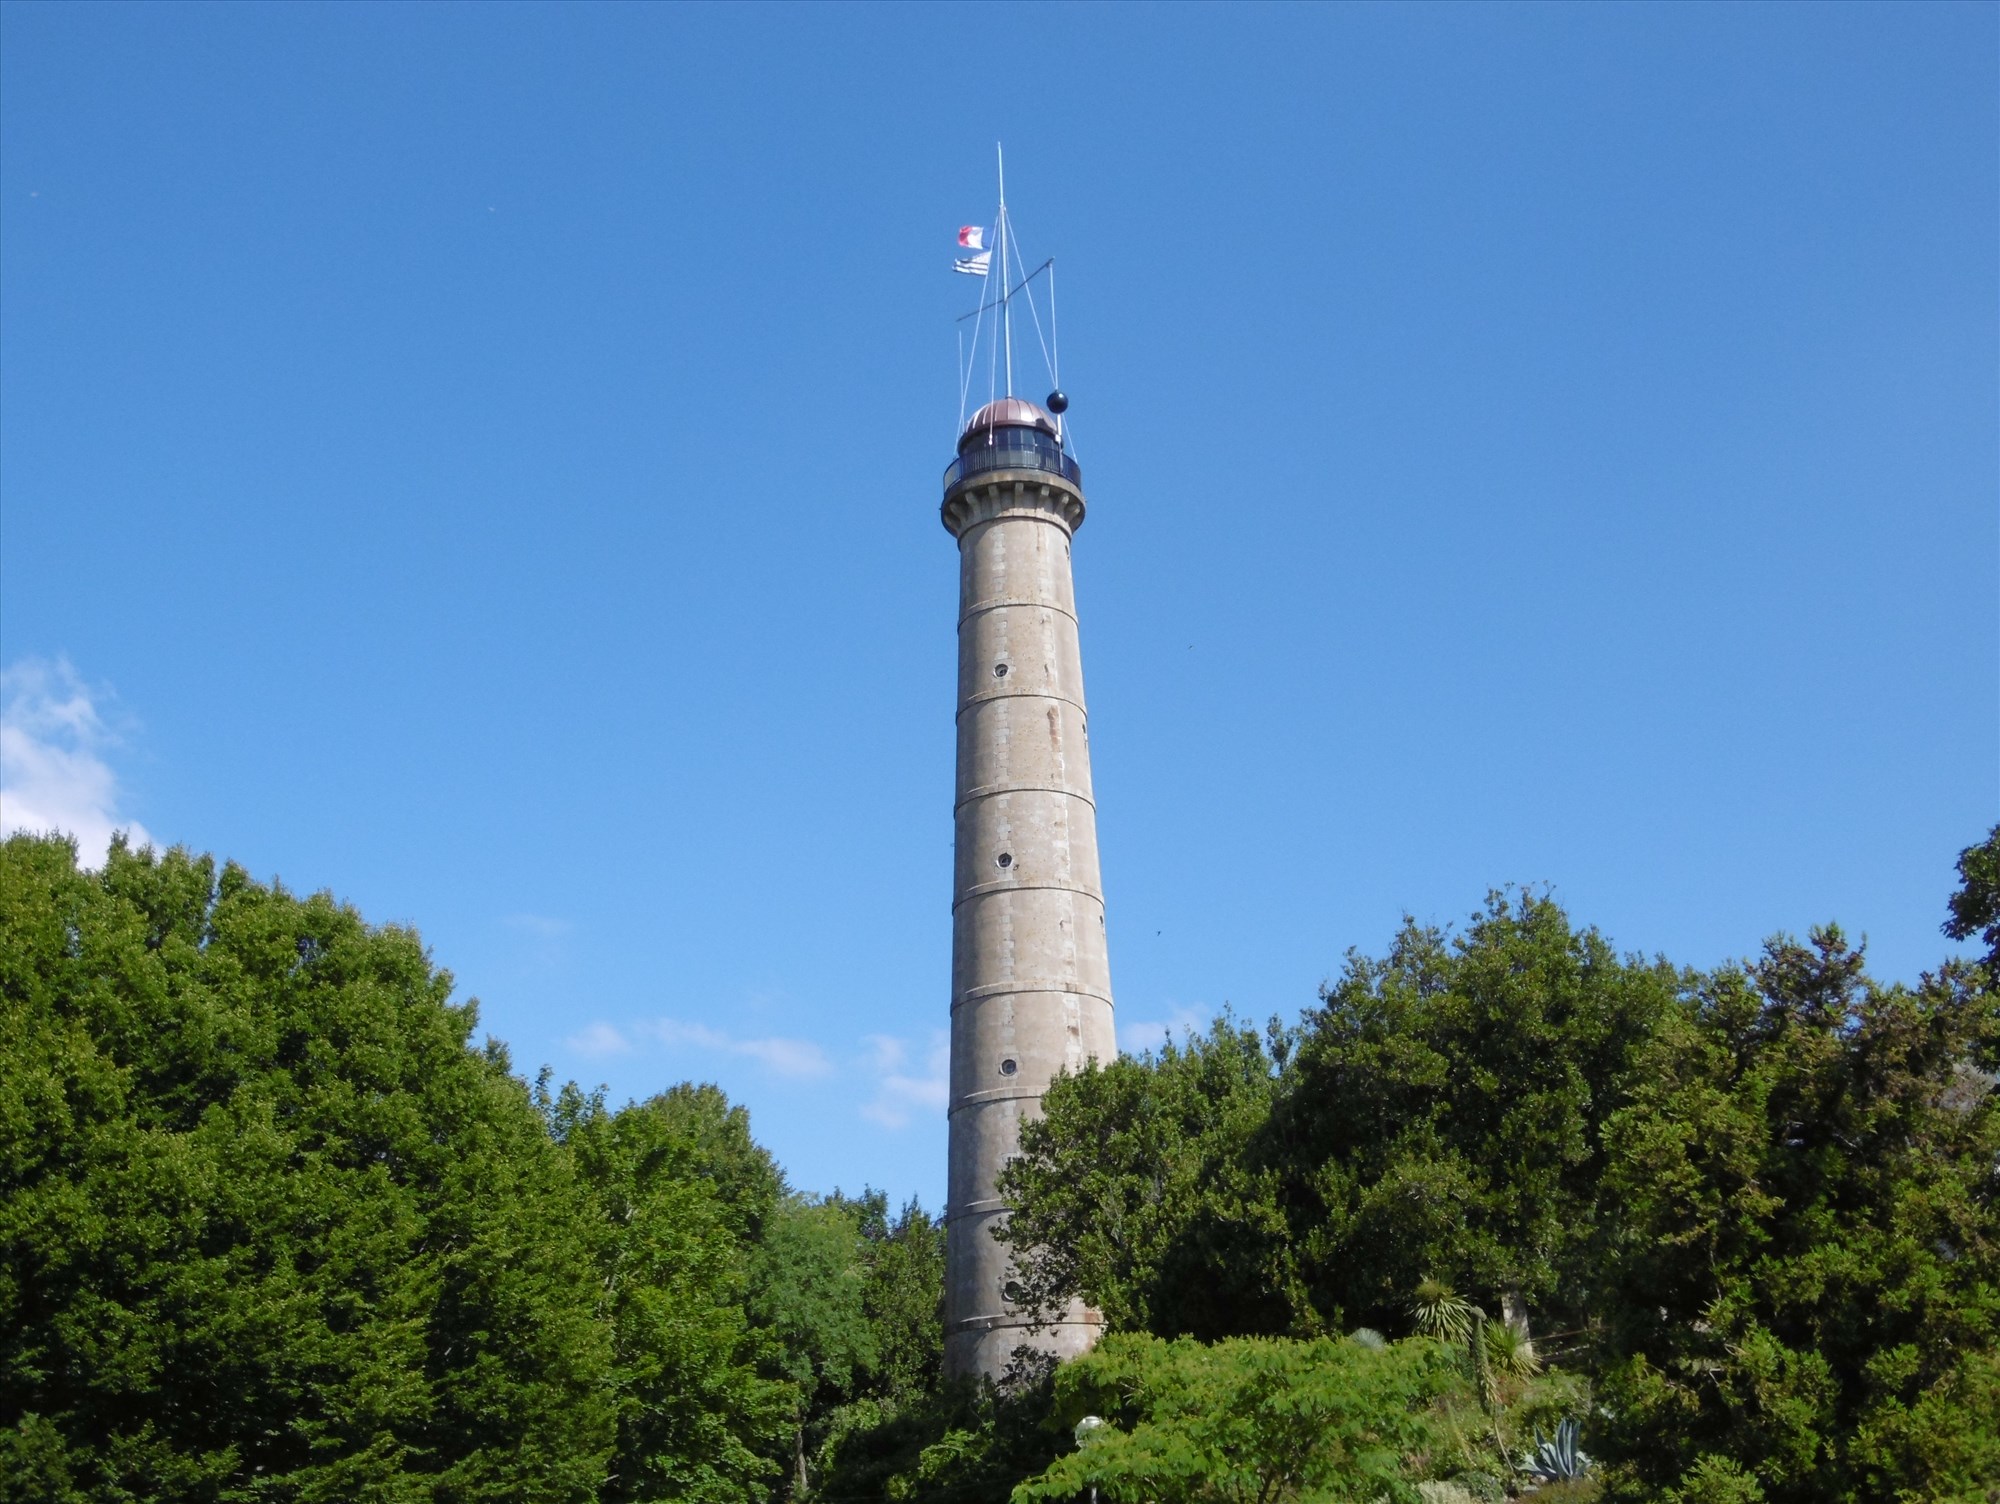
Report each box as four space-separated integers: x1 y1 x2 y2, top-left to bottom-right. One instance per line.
961 397 1058 444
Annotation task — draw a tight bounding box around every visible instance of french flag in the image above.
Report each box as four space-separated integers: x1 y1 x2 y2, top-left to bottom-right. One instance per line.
958 226 985 251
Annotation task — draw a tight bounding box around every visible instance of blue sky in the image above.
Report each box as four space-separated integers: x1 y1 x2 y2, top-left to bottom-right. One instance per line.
3 2 1993 1210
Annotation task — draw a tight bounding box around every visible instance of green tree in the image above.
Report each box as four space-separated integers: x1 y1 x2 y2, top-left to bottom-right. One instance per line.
552 1087 793 1504
1944 824 2000 979
749 1196 879 1498
840 1191 946 1406
1277 891 1681 1337
1011 1333 1458 1504
1000 1017 1299 1340
804 1192 948 1495
1001 894 1678 1344
0 834 614 1502
1592 928 2000 1502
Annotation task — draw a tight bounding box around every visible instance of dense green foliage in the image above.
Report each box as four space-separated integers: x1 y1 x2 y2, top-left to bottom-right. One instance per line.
1018 1332 1453 1504
6 827 1994 1502
548 1083 792 1504
1002 891 1682 1342
1593 929 2000 1501
0 835 940 1504
999 850 2000 1503
0 835 615 1501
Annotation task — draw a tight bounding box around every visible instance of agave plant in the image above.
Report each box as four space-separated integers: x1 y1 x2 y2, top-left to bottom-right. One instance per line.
1410 1277 1482 1344
1522 1417 1592 1483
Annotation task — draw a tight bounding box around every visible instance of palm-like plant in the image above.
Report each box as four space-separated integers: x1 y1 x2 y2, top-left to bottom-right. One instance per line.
1483 1319 1542 1379
1409 1277 1482 1344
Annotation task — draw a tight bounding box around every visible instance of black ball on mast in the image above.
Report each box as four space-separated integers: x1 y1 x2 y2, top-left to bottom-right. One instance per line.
1045 390 1068 414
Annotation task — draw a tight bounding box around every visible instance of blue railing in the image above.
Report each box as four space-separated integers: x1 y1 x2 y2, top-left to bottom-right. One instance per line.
943 434 1082 494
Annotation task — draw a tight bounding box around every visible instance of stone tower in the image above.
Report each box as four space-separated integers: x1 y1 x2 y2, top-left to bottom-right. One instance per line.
941 396 1116 1381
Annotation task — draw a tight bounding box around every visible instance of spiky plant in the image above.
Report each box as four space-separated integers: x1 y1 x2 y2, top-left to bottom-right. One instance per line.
1483 1318 1541 1379
1410 1277 1482 1345
1523 1417 1592 1483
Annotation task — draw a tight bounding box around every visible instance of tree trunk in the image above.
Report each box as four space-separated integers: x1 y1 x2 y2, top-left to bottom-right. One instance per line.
1501 1286 1536 1365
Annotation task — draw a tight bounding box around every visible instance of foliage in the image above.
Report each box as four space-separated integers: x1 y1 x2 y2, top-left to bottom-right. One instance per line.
0 833 614 1501
1590 926 2000 1503
8 822 1995 1504
814 1361 1065 1504
999 1017 1299 1339
1276 891 1682 1336
996 862 2000 1504
829 1190 946 1408
553 1085 793 1504
1482 1319 1540 1380
1410 1278 1482 1345
745 1195 877 1496
802 1192 948 1495
1012 1332 1459 1504
1944 824 2000 981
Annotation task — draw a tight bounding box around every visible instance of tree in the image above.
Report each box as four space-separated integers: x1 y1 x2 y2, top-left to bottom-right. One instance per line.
552 1087 793 1504
749 1196 879 1498
1591 928 2000 1502
839 1191 946 1407
1944 824 2000 979
999 1017 1298 1340
1011 1333 1458 1504
0 834 614 1502
1276 890 1681 1337
1001 894 1680 1344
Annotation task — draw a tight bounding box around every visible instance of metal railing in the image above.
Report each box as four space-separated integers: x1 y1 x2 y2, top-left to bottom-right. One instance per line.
943 436 1082 494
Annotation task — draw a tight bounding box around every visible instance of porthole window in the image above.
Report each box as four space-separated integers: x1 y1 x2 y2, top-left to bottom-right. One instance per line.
996 852 1013 869
1002 1279 1027 1304
993 662 1009 678
998 1057 1018 1076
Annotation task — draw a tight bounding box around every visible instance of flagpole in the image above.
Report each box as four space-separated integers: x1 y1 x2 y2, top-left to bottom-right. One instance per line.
998 142 1013 398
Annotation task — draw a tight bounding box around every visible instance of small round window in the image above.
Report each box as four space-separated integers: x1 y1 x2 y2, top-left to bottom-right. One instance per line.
993 662 1009 678
1002 1279 1027 1304
999 1057 1018 1077
996 852 1013 868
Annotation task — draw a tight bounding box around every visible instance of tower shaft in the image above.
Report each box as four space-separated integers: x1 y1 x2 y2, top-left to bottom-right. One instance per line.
942 462 1114 1381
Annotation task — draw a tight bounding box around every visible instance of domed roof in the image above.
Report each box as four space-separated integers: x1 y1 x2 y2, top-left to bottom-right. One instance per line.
961 396 1058 442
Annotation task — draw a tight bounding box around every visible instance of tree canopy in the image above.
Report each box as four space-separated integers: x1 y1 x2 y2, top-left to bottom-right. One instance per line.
999 858 2000 1503
1 834 614 1501
5 826 1994 1503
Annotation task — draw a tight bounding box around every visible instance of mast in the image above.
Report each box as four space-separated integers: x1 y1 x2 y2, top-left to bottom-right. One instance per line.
998 143 1013 397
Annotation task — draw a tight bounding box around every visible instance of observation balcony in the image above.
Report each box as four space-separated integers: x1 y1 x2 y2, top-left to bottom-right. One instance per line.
942 431 1082 494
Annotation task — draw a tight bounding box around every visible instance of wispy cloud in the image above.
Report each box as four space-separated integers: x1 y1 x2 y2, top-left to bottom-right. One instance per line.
0 657 152 868
566 1021 631 1057
650 1018 833 1079
506 913 573 939
859 1031 949 1130
1116 1003 1212 1058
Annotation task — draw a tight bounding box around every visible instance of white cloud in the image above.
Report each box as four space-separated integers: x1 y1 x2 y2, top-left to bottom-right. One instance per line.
650 1018 833 1079
859 1031 949 1129
566 1021 631 1057
506 913 574 939
1116 1003 1211 1058
0 657 152 868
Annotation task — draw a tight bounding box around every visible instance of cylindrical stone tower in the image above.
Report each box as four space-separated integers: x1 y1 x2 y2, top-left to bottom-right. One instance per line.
941 396 1116 1381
